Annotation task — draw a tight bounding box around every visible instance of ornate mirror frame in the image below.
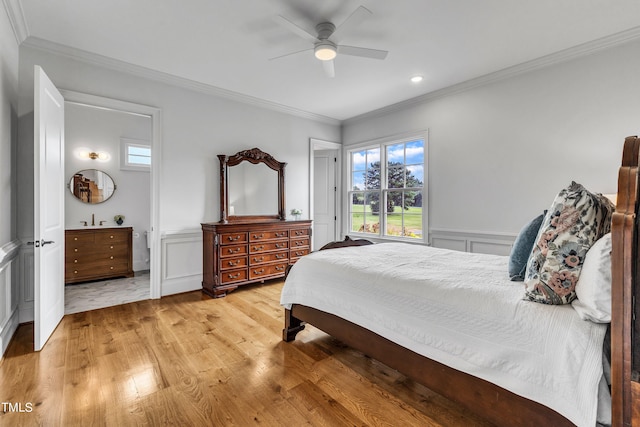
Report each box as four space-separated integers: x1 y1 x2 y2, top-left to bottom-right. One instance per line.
219 147 286 223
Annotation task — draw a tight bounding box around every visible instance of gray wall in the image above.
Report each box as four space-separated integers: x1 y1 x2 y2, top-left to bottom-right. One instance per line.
342 39 640 238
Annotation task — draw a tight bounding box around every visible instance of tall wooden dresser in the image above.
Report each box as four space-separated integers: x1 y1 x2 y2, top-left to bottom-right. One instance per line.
201 220 311 298
65 227 134 284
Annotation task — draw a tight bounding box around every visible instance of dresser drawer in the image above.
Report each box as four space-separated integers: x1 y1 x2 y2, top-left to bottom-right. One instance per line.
94 230 129 243
66 261 130 279
220 256 248 271
220 232 248 245
66 233 95 245
290 228 309 238
67 241 129 257
249 230 288 241
249 241 289 253
249 262 288 280
220 269 248 284
290 248 310 261
291 238 310 249
249 251 288 265
219 244 248 258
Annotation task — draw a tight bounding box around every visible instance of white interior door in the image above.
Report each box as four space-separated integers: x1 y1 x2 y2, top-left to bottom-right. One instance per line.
34 66 65 351
313 149 337 249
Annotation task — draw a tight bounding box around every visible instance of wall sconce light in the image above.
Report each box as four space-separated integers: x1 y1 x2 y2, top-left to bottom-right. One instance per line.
75 147 110 161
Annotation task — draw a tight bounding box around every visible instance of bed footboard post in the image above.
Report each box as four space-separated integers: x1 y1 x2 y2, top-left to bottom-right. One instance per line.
283 308 305 342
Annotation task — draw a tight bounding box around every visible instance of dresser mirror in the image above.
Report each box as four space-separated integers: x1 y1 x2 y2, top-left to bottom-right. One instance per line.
68 169 116 204
219 148 286 223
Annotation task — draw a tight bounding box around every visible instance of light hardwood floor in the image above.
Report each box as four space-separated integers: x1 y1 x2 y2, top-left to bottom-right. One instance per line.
0 280 493 426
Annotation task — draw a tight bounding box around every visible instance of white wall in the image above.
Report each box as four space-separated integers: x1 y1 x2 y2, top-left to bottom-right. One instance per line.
15 42 340 307
343 39 640 245
65 103 152 271
0 1 21 356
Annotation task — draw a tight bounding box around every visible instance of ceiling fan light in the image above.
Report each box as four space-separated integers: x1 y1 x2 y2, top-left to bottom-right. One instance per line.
314 43 337 61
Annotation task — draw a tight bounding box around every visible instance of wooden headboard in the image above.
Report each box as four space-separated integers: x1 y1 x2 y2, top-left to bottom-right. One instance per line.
611 135 640 426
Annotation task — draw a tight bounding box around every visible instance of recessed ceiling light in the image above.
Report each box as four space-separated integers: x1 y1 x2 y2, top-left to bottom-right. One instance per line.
410 75 424 83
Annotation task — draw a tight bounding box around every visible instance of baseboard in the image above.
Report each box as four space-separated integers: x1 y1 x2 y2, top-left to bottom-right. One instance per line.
0 309 19 356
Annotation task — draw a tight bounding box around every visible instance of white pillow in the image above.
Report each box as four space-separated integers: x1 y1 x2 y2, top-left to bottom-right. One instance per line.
571 233 612 322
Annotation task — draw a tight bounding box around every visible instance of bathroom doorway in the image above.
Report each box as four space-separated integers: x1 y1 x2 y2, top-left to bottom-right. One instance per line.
61 91 161 311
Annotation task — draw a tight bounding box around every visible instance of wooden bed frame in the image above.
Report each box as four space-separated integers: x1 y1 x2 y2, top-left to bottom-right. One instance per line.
284 136 640 426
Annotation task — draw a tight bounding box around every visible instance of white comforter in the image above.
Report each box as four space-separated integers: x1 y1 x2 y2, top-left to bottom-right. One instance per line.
280 243 608 427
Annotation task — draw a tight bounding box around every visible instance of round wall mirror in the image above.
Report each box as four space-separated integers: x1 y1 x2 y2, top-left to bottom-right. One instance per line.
69 169 116 204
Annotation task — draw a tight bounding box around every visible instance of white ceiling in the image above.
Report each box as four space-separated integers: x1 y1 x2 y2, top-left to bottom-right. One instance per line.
15 0 640 121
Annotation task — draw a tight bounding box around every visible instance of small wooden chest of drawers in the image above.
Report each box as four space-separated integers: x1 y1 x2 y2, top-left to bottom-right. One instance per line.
202 220 312 298
65 227 134 284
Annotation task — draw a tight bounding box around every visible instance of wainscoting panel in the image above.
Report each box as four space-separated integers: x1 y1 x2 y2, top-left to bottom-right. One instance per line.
161 229 203 296
429 228 515 256
1 240 21 357
19 244 34 323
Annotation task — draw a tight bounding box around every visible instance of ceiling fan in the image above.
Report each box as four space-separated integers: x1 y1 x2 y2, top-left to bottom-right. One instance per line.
271 5 388 78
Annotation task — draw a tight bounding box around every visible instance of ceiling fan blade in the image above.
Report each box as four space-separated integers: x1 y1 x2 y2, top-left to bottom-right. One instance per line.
338 45 388 60
273 15 317 43
269 47 313 61
331 5 372 40
322 60 335 78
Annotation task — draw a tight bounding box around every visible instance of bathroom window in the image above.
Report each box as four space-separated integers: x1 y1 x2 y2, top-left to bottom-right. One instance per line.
120 138 151 171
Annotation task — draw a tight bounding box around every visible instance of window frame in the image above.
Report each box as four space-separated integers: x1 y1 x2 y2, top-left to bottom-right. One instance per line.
120 137 151 172
346 131 428 243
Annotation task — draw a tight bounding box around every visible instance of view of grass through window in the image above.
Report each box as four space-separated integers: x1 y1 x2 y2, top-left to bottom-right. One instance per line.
349 138 425 239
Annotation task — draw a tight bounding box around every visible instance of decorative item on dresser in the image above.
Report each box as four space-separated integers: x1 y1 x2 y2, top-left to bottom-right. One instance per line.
202 147 311 298
202 220 311 298
65 227 134 284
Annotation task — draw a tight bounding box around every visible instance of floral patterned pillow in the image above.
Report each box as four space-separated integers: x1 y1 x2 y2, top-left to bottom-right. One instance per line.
524 182 614 305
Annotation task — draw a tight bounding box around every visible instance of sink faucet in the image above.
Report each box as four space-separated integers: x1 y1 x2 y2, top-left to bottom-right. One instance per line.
99 220 107 226
80 220 88 226
91 213 95 226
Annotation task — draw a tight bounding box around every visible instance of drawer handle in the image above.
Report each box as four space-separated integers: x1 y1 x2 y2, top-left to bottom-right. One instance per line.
253 257 264 262
110 256 114 260
275 243 285 248
252 234 264 239
74 248 78 252
295 251 305 256
253 268 265 275
73 270 78 274
228 273 241 279
275 232 286 237
227 260 239 266
227 235 241 242
275 254 286 259
228 248 240 254
275 266 285 271
110 266 114 270
74 237 78 241
295 230 303 235
252 245 264 251
110 235 114 239
74 259 78 263
295 241 304 246
110 246 114 249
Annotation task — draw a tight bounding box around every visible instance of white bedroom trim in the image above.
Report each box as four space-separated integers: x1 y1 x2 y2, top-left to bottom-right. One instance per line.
2 0 28 44
160 230 202 296
0 239 21 357
429 228 516 256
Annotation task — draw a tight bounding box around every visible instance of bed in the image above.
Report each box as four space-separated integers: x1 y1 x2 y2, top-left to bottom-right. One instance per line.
281 136 640 426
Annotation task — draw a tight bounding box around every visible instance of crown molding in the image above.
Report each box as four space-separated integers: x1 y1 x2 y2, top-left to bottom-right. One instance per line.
21 36 341 126
2 0 28 44
345 25 640 125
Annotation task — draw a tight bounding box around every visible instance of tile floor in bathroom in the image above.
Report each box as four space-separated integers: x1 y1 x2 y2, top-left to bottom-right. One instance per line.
64 271 150 314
